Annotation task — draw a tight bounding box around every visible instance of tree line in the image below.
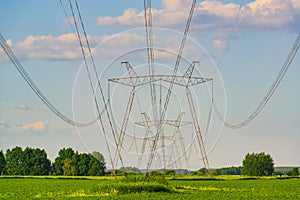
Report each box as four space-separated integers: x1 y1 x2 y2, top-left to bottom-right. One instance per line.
0 147 106 176
193 152 299 176
0 149 298 177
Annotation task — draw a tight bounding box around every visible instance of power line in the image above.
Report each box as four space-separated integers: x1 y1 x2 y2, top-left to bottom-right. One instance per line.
144 0 157 121
145 0 197 176
73 0 120 157
215 33 300 129
67 0 126 173
0 33 100 127
217 0 244 67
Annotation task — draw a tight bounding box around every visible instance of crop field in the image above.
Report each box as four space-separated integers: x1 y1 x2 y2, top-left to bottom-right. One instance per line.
0 176 299 199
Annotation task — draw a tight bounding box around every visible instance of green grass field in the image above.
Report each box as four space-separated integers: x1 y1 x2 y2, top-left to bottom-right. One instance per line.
0 176 299 199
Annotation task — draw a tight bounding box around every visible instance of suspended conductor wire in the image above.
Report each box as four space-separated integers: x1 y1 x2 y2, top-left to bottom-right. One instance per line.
107 81 119 140
210 1 300 129
68 0 116 171
145 0 197 177
217 0 244 67
60 0 76 34
0 33 102 127
73 0 122 161
62 0 119 144
204 80 214 137
144 0 158 123
215 33 300 129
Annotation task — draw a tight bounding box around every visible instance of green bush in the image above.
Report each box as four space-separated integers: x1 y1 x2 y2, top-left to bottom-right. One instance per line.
91 182 173 195
120 173 168 185
291 168 299 176
164 170 176 176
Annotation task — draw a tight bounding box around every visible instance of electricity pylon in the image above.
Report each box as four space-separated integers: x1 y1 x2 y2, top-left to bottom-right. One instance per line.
135 112 191 170
109 61 212 173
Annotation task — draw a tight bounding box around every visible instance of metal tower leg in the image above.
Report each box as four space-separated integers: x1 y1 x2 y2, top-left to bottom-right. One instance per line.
113 87 136 170
137 132 149 168
186 86 210 173
177 128 190 171
173 140 183 170
137 113 152 168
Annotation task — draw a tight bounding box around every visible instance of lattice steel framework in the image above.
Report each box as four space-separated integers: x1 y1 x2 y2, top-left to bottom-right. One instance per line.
109 61 212 174
135 112 191 170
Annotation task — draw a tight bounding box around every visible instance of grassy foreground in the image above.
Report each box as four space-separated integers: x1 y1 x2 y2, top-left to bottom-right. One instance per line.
0 176 299 199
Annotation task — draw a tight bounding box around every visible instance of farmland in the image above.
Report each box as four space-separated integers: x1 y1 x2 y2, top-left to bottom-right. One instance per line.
0 176 299 199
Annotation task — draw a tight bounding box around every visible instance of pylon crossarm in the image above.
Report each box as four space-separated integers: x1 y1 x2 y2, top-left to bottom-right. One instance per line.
109 75 212 87
160 76 211 87
135 120 192 127
164 120 192 127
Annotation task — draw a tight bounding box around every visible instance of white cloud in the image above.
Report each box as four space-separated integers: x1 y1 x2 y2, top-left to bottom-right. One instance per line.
1 32 151 61
291 0 300 10
22 121 48 132
63 17 77 25
96 0 300 31
197 0 239 18
1 33 110 61
153 49 174 59
161 0 191 11
15 104 32 110
96 16 117 26
14 33 82 60
1 1 298 62
0 29 207 62
96 7 187 27
97 8 145 26
0 121 7 129
0 121 48 132
212 39 227 50
3 1 296 61
240 0 296 28
6 39 12 46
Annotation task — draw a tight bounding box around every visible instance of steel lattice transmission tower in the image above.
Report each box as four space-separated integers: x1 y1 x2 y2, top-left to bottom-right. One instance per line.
135 112 192 171
109 61 212 173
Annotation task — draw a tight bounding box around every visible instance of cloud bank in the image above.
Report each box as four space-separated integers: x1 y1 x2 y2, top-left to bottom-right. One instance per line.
1 0 299 61
0 121 48 132
96 0 299 31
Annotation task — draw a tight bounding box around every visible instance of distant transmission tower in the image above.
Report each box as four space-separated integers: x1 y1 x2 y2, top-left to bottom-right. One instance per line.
134 112 191 171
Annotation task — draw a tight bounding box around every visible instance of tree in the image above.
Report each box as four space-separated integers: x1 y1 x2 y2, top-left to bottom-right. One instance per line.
54 148 75 175
62 158 77 176
0 150 5 175
23 147 51 175
53 148 106 176
78 153 91 176
291 167 299 176
23 147 34 175
215 166 242 175
92 151 105 166
193 167 208 175
88 156 105 176
149 170 163 176
164 169 176 176
119 166 140 174
5 146 25 175
5 147 51 176
71 153 80 176
242 152 274 176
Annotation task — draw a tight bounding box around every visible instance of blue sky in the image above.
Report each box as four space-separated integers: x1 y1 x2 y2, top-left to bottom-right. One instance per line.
0 0 299 169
